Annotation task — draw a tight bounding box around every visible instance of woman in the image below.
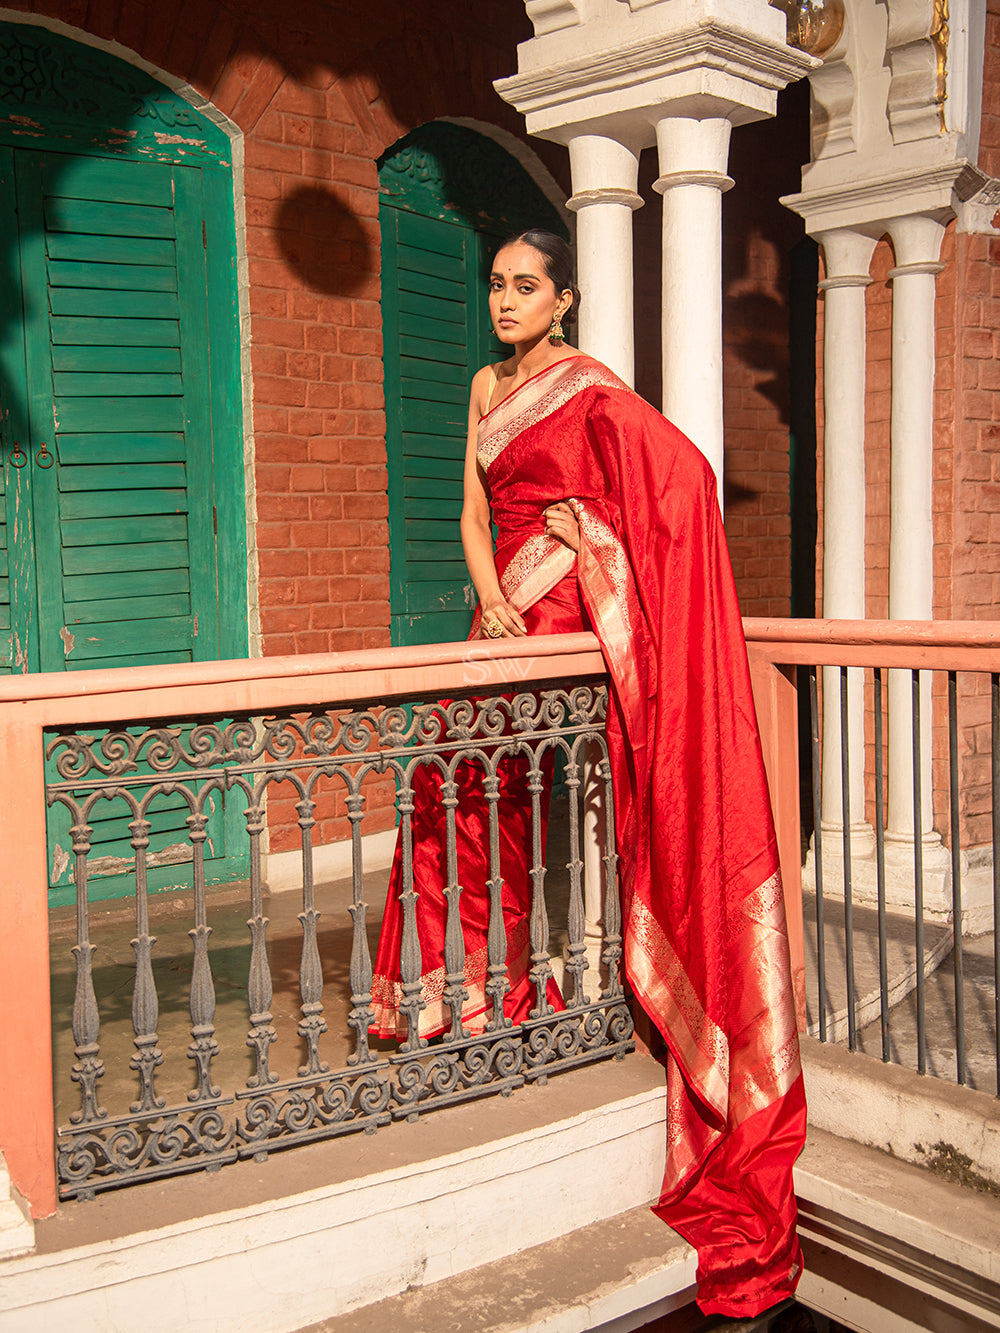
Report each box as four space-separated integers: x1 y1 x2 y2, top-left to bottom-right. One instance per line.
373 230 806 1320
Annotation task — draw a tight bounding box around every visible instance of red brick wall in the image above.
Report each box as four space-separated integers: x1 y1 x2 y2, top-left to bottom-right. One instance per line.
632 147 663 410
8 0 561 848
864 240 893 622
7 0 557 655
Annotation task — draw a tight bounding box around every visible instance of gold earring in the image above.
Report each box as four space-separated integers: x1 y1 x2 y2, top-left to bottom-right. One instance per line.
549 313 564 345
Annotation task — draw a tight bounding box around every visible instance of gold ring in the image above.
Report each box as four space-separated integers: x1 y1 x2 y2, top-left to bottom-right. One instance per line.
483 619 504 639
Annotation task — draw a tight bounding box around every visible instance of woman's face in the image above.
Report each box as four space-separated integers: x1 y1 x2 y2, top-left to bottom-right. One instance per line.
489 243 571 346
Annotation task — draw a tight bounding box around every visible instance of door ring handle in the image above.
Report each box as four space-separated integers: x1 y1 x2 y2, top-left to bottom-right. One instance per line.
10 441 26 468
35 441 53 469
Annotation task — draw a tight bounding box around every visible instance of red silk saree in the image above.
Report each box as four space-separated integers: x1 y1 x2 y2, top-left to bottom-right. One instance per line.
373 354 805 1316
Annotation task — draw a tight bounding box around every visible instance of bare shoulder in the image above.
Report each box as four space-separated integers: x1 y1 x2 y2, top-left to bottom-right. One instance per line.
470 359 511 416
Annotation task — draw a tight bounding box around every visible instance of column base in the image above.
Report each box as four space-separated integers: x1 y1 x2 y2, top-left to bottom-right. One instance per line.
818 818 877 860
803 831 995 935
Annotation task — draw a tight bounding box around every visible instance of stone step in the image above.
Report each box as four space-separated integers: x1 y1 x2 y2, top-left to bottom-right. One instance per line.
295 1204 697 1333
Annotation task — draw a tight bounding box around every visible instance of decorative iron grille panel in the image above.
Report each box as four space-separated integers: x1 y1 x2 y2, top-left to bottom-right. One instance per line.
46 681 632 1198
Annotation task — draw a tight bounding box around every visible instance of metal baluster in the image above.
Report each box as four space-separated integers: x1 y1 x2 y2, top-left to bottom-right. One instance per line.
441 771 470 1042
527 747 555 1017
245 794 276 1087
562 741 588 1007
128 809 164 1112
912 669 927 1075
396 769 427 1052
484 770 511 1031
840 666 856 1050
68 807 105 1124
295 793 329 1076
809 666 827 1040
873 668 890 1061
948 671 966 1085
346 783 377 1065
599 754 623 998
992 672 1000 1097
188 798 220 1102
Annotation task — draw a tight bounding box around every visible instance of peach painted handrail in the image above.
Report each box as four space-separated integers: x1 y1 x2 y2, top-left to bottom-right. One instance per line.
0 635 609 1218
0 631 606 705
744 618 1000 670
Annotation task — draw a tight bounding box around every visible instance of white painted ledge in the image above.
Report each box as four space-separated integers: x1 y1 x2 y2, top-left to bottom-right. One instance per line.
796 1128 1000 1330
801 1035 1000 1188
300 1204 696 1333
0 1076 668 1333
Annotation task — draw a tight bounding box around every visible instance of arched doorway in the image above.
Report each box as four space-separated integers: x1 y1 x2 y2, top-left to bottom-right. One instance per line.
378 122 568 645
0 20 248 898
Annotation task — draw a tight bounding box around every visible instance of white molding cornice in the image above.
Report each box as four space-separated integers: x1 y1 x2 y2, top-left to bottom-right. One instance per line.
782 158 988 234
494 22 814 140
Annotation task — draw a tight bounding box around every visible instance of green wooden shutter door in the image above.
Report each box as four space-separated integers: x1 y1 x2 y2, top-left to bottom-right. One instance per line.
0 148 246 903
379 123 568 647
0 18 249 901
0 143 35 675
17 151 217 671
383 207 480 645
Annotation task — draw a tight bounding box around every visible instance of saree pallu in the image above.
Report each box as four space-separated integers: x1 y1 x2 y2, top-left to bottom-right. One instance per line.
472 355 806 1318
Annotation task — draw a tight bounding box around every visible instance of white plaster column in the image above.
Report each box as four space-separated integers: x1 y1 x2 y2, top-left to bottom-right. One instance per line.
653 116 733 501
567 134 643 956
885 214 946 843
815 227 877 855
567 135 643 387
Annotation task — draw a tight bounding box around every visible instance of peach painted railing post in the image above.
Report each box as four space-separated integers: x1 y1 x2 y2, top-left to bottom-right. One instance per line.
747 646 807 1032
0 708 57 1218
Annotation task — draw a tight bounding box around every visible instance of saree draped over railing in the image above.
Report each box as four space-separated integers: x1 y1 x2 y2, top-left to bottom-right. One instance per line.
372 355 806 1317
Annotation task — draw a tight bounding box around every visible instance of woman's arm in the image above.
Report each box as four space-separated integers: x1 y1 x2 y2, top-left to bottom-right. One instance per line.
461 367 527 637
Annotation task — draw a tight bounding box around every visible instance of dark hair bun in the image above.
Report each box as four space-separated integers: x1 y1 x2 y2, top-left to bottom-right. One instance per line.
496 229 580 324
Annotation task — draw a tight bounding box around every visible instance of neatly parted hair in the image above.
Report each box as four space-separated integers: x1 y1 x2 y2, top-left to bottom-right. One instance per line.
496 229 580 324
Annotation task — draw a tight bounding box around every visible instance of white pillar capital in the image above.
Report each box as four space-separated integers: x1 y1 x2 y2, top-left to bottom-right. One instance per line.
885 212 947 268
653 115 732 179
567 133 641 196
567 187 644 211
814 227 878 283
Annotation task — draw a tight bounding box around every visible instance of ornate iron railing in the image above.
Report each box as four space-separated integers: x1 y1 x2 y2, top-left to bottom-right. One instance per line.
47 680 632 1199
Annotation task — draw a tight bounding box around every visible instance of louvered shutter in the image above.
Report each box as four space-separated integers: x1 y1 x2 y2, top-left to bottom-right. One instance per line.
382 208 482 645
17 151 217 671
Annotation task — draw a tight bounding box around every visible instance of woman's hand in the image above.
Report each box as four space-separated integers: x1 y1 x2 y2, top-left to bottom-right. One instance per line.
544 501 580 552
478 598 527 638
